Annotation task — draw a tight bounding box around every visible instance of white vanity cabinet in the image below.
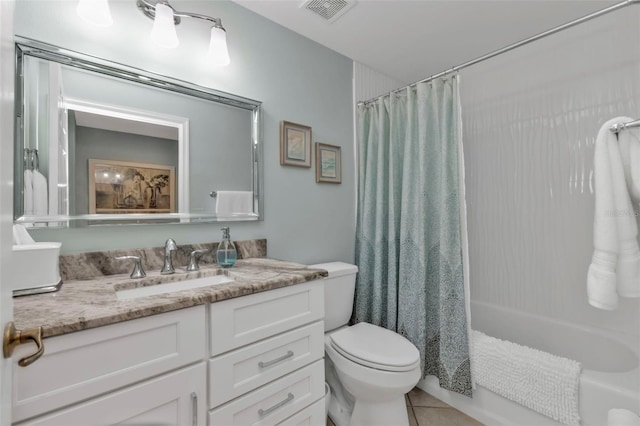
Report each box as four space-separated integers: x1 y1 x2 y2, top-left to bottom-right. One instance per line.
12 278 326 426
12 305 208 425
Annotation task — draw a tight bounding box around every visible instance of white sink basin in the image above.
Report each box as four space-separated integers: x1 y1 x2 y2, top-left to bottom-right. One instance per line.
116 274 234 300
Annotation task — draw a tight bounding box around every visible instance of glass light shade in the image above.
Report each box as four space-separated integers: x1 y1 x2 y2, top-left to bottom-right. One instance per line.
208 26 230 66
150 3 179 49
76 0 113 27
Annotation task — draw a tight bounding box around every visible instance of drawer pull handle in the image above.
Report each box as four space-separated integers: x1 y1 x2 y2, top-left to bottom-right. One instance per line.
191 392 197 426
258 350 294 368
258 392 294 417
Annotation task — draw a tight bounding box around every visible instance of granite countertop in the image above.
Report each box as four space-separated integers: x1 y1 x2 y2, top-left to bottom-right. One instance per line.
13 258 328 338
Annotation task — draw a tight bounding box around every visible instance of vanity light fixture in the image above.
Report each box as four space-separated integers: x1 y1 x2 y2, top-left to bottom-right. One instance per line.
137 0 231 66
76 0 113 27
149 2 179 48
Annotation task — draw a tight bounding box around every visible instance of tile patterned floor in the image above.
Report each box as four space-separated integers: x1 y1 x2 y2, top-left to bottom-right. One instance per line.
327 386 483 426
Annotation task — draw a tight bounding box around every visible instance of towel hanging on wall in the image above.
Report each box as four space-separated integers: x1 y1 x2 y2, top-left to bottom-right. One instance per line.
32 169 48 217
587 117 640 310
22 148 49 217
215 191 254 216
23 169 34 216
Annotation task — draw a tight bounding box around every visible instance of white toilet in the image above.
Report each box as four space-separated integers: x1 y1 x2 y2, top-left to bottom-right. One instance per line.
309 262 421 426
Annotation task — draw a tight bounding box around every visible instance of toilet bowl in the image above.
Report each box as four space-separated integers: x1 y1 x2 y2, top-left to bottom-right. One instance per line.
309 262 421 426
325 323 421 426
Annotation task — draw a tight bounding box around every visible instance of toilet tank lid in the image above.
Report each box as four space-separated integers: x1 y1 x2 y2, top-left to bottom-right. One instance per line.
307 262 358 278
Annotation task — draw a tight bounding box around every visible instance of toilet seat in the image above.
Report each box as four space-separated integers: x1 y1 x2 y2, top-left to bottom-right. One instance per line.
329 322 420 372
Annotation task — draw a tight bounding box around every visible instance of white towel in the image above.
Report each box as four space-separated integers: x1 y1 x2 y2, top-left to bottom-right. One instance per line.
32 170 49 217
608 409 640 426
616 125 640 298
472 330 581 426
215 191 254 216
12 224 35 245
23 169 34 215
588 117 640 310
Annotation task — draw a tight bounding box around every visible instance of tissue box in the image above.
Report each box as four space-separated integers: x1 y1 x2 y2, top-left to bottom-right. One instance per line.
12 242 62 297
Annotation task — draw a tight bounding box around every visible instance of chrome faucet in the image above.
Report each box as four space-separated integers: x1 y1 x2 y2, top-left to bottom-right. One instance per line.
161 238 178 275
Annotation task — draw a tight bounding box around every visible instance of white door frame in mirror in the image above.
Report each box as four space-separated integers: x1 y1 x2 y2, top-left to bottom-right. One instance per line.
63 98 190 215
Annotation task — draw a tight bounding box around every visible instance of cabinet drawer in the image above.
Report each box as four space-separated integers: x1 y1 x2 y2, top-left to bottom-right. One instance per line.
13 305 206 423
210 281 324 356
277 398 325 426
16 363 207 426
209 360 324 426
209 321 324 407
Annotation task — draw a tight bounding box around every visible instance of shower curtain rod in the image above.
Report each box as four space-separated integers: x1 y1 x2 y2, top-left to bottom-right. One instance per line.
358 0 640 106
610 118 640 134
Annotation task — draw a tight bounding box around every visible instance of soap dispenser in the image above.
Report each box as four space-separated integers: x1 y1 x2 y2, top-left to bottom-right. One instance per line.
216 227 237 268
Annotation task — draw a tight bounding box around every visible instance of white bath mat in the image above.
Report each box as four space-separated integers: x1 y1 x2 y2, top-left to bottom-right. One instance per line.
472 330 582 426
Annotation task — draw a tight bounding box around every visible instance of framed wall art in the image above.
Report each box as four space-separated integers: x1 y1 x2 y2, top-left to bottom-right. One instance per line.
88 159 176 214
315 143 342 184
280 120 312 167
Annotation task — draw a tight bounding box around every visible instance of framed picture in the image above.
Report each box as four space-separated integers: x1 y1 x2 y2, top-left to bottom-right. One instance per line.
280 121 312 167
88 159 176 214
315 143 342 184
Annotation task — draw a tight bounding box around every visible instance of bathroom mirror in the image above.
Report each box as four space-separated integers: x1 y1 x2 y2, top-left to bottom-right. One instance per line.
14 37 263 227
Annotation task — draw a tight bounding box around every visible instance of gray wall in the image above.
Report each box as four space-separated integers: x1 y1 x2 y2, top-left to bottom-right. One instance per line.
460 6 640 339
15 0 355 264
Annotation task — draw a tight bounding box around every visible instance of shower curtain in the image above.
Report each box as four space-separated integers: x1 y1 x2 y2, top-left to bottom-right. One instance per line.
353 76 472 397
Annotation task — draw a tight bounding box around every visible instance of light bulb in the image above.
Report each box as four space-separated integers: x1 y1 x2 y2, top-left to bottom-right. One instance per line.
208 26 230 66
150 3 179 49
76 0 113 27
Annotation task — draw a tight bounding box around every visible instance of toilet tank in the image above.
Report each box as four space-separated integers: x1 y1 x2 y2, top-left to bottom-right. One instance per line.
308 262 358 332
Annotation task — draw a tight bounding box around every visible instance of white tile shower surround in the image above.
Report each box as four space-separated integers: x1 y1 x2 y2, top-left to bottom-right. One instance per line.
326 387 484 426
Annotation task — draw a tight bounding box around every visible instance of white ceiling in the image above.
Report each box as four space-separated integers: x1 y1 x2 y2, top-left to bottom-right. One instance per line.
233 0 621 84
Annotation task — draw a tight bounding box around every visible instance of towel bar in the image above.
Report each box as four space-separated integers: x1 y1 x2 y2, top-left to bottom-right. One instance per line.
610 118 640 134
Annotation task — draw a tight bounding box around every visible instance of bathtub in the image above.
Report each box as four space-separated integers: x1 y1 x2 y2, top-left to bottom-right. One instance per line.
418 300 639 426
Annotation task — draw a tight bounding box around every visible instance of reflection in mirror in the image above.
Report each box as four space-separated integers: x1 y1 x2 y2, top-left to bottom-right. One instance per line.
63 98 187 216
15 38 262 226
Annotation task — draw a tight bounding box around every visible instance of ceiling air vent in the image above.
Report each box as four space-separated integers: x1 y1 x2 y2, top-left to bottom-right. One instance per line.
301 0 356 24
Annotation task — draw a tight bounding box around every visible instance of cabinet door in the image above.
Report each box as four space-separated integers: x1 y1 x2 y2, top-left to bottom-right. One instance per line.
16 363 206 426
13 305 206 423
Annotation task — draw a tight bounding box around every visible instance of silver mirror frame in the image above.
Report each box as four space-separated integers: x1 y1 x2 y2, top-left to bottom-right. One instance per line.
14 37 263 226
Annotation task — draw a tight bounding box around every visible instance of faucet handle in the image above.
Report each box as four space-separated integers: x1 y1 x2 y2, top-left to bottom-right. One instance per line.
116 255 146 279
186 249 210 272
